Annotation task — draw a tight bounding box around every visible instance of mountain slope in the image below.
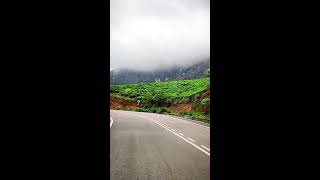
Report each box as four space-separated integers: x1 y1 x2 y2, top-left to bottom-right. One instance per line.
110 59 210 84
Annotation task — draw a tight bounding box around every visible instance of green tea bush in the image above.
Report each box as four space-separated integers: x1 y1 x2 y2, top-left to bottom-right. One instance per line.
111 78 209 102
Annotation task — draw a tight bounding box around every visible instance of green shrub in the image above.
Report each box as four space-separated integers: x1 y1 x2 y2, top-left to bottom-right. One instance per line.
146 107 156 113
159 107 170 114
136 107 148 112
201 98 210 105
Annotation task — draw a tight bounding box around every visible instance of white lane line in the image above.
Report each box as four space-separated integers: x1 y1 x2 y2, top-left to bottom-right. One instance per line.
151 113 209 129
110 116 114 128
131 111 209 129
201 145 210 151
136 115 210 156
163 115 210 129
188 137 195 142
179 133 184 136
160 123 174 130
171 129 176 132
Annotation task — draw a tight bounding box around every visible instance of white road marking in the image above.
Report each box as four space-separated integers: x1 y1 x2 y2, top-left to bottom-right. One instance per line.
136 114 210 156
159 123 175 131
110 116 114 128
130 112 210 129
201 145 210 151
188 137 195 142
170 117 209 129
160 123 169 128
179 133 184 136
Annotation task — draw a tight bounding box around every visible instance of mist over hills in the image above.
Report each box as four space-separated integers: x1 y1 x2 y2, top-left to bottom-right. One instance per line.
110 59 210 84
111 0 210 73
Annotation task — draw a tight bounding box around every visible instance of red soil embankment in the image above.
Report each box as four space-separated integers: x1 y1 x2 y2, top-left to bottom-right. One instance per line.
170 103 193 113
110 99 137 110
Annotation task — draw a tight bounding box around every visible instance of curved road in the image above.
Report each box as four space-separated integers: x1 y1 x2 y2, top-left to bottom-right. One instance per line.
110 110 210 180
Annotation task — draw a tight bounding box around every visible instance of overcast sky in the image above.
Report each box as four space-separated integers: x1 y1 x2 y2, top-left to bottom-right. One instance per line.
110 0 210 71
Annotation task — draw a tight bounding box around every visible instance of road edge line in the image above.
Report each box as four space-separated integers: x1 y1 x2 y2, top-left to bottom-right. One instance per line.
110 116 114 128
201 145 210 151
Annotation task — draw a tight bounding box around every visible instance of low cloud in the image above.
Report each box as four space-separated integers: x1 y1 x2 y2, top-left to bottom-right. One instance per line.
110 0 210 71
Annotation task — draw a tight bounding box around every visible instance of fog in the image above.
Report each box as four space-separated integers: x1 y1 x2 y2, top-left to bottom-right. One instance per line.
110 0 210 71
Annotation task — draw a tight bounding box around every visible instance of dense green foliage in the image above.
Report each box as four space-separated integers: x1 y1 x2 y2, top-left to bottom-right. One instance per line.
111 78 209 103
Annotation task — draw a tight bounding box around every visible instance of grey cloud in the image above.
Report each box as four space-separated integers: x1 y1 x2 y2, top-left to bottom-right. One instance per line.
110 0 210 71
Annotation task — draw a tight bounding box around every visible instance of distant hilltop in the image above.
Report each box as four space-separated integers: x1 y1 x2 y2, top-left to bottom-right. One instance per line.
110 59 210 84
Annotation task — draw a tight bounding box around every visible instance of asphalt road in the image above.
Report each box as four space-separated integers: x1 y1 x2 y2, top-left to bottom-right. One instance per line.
110 110 210 180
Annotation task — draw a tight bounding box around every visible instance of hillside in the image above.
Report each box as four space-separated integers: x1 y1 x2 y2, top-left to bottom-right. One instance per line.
110 78 210 123
110 59 210 84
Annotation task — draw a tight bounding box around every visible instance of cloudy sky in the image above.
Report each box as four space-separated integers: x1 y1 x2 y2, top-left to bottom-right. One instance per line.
110 0 210 71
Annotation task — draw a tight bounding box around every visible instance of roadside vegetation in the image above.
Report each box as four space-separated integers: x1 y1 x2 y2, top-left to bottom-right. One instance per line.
110 77 210 123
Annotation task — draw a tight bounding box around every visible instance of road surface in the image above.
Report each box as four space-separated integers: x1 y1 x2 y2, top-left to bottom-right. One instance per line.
110 110 210 180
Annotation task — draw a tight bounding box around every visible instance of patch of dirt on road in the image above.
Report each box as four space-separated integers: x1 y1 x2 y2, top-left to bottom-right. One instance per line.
170 103 193 113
